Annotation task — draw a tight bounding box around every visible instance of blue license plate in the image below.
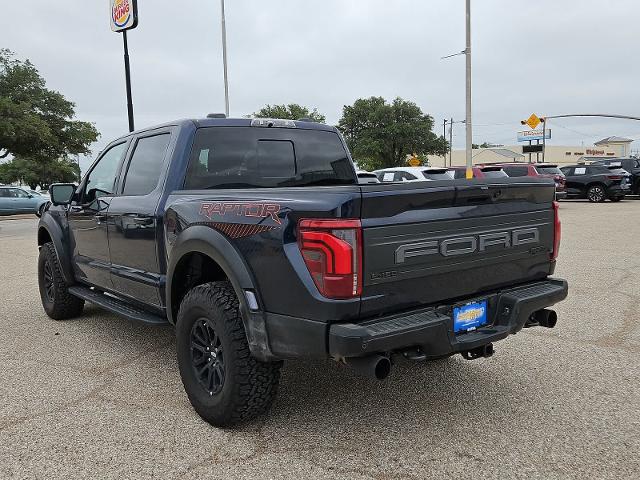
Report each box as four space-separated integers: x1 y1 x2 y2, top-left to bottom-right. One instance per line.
453 300 488 333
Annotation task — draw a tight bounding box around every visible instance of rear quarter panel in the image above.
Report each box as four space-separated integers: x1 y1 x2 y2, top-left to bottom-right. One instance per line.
164 186 363 321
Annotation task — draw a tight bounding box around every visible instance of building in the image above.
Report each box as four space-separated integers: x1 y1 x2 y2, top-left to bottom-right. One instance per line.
431 139 628 167
593 136 633 157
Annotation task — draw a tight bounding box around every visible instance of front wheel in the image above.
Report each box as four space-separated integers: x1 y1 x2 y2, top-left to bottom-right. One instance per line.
35 203 46 218
38 242 84 319
587 184 606 203
176 281 281 427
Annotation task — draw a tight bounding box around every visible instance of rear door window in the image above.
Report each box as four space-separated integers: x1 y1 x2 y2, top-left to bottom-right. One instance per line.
503 166 529 177
379 172 396 182
183 127 356 189
396 171 417 181
122 134 171 196
481 169 508 178
535 166 563 175
421 170 451 180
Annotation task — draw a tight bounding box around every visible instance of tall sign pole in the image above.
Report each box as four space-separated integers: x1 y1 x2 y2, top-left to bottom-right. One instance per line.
122 31 134 132
110 0 138 132
465 0 473 179
220 0 230 117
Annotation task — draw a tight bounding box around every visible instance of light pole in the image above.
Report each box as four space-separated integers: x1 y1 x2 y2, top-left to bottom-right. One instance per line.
220 0 230 117
444 118 466 166
465 0 473 179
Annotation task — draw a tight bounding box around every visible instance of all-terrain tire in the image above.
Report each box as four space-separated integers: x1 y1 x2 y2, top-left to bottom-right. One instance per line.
176 281 281 427
38 242 84 320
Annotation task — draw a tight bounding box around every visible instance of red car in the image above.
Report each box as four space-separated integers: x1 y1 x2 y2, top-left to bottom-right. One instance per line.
490 163 567 199
447 165 508 179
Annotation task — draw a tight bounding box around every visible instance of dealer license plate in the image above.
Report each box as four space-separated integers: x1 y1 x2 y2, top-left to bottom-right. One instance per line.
453 300 488 333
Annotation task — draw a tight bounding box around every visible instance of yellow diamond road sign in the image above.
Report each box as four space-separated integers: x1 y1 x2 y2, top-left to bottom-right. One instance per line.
526 113 541 130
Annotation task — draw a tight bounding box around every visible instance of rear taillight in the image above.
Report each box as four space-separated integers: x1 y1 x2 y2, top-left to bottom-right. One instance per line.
607 175 622 181
298 219 362 299
551 201 561 261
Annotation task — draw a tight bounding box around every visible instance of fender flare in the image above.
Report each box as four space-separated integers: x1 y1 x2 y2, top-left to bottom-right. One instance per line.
37 215 74 286
165 225 274 361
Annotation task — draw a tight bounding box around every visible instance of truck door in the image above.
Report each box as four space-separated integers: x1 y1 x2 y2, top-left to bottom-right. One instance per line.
67 141 129 290
107 131 172 307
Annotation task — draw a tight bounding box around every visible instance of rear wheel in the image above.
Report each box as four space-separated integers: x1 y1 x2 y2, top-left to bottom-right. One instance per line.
38 242 84 319
176 281 281 427
587 184 606 203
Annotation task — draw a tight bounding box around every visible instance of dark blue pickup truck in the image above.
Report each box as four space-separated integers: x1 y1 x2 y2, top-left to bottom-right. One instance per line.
37 117 567 426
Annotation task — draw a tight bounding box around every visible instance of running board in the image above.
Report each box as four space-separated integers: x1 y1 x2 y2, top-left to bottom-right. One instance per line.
68 286 169 326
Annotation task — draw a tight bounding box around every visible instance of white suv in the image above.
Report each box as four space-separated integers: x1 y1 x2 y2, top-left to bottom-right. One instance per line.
374 167 454 183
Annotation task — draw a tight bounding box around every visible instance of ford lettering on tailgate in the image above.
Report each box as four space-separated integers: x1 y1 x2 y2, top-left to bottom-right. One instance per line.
395 227 540 264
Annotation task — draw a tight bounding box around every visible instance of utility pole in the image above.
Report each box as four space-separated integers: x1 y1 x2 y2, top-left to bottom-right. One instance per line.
465 0 473 179
220 0 230 117
443 119 448 166
449 117 454 167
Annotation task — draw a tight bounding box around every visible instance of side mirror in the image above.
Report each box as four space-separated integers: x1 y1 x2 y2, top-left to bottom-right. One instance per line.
49 183 76 206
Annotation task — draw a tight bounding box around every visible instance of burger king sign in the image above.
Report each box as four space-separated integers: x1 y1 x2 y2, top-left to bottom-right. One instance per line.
110 0 138 32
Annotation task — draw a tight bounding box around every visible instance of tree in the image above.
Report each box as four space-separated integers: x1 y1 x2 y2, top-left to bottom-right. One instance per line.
337 97 447 171
0 49 98 186
0 156 80 190
253 103 326 123
472 142 496 149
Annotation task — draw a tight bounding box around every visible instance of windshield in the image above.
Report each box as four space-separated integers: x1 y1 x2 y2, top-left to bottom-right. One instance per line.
183 127 357 189
535 166 563 175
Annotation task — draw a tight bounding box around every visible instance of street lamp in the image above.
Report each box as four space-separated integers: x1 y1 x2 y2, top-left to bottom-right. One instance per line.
464 0 472 179
220 0 230 117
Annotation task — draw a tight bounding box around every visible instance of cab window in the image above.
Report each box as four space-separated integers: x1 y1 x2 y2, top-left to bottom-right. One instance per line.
84 142 128 203
122 134 171 196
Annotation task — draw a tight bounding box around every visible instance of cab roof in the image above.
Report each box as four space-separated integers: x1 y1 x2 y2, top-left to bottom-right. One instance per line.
121 117 337 138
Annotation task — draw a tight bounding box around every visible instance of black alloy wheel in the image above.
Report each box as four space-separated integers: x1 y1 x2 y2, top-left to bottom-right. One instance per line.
190 317 225 396
42 259 55 303
587 185 605 203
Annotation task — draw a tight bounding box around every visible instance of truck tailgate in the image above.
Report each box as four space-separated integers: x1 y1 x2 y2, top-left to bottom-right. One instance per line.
359 179 556 317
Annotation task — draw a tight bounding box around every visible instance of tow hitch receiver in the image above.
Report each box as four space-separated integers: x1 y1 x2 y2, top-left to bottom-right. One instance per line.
461 343 494 360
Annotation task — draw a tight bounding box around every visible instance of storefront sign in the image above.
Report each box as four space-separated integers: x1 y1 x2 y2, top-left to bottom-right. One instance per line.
110 0 138 32
517 129 551 142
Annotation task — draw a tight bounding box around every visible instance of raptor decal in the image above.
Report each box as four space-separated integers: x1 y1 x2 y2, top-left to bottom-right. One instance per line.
199 202 282 225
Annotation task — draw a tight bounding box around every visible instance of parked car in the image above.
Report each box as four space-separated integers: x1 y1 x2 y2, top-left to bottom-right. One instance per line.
590 158 640 195
491 163 567 199
356 171 380 184
38 116 567 427
0 186 49 216
559 164 631 202
374 167 453 182
448 165 508 179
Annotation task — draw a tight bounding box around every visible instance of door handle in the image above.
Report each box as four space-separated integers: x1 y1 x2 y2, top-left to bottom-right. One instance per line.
133 216 153 226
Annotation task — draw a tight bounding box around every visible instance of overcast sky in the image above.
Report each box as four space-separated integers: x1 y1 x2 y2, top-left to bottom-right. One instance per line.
6 0 640 169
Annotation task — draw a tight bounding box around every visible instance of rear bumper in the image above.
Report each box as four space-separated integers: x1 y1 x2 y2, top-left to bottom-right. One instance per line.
263 278 568 360
608 185 629 197
328 278 568 359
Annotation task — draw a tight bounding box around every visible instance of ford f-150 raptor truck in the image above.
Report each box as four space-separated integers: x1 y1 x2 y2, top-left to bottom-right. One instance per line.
38 117 568 427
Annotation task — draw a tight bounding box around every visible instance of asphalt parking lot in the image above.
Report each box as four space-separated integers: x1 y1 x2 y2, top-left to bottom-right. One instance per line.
0 200 638 480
